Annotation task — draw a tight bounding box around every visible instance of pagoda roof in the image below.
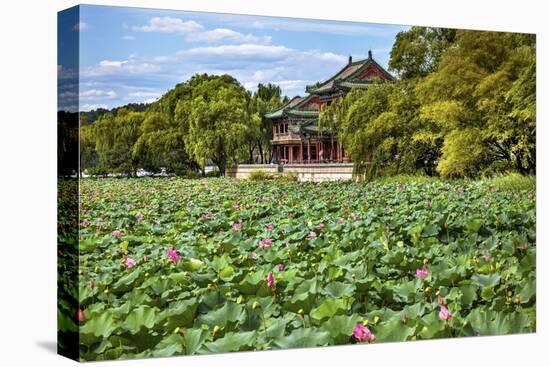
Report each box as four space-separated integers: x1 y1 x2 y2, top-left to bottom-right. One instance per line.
305 55 394 94
264 52 394 121
264 96 305 119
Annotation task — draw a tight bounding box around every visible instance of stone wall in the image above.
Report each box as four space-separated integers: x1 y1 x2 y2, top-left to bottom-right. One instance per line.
226 164 354 182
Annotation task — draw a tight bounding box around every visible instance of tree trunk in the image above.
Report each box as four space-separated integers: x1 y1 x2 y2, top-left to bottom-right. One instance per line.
257 140 264 164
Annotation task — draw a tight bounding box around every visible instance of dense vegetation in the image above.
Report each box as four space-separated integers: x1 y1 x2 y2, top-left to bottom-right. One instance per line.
64 177 535 360
73 28 535 181
320 28 536 179
80 78 286 177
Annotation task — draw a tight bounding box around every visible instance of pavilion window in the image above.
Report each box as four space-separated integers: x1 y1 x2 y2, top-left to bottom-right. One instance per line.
310 145 317 161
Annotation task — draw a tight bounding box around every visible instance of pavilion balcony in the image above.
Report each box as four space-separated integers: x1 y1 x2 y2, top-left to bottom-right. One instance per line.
271 132 302 143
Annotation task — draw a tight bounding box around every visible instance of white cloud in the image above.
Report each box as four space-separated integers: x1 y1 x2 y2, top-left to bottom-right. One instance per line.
80 103 108 112
186 28 271 44
184 43 293 58
312 51 347 64
122 35 135 41
84 58 160 77
74 21 87 31
127 91 161 99
133 17 203 33
80 89 117 99
233 18 405 37
99 60 128 68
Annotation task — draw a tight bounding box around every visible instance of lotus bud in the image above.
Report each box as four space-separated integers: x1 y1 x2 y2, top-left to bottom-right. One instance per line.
213 325 221 334
374 315 380 324
173 327 180 334
252 301 260 310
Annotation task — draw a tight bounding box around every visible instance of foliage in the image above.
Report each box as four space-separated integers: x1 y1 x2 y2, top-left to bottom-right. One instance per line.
389 27 456 79
417 31 536 177
248 169 276 181
75 177 536 360
483 173 536 192
329 29 535 180
91 109 144 176
173 74 255 175
249 84 287 163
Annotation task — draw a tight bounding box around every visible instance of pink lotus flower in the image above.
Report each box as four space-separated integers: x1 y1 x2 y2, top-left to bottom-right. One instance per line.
251 251 258 260
124 257 136 268
267 223 274 231
337 217 344 224
82 220 89 226
264 238 272 248
415 267 428 279
232 221 243 231
258 240 264 249
319 223 325 230
278 263 285 271
200 213 207 221
353 323 375 343
89 279 94 289
77 308 85 322
483 252 491 262
266 271 276 288
308 231 317 239
167 248 180 263
112 230 121 238
439 305 452 321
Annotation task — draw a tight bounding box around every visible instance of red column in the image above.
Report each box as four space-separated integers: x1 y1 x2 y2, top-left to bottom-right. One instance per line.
300 142 303 163
307 139 311 163
289 145 293 163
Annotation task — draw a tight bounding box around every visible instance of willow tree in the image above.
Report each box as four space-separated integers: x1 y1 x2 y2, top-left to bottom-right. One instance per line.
91 109 144 176
416 30 536 177
174 74 253 175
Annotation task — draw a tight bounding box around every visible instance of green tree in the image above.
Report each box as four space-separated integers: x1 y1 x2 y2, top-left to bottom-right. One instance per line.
416 30 535 177
132 111 197 175
250 83 286 163
389 27 456 79
174 74 252 175
92 109 144 176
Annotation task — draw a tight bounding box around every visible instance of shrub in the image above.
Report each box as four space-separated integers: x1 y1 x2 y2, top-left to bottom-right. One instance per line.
483 173 536 192
375 174 438 185
205 170 221 178
178 170 201 179
280 171 299 182
248 169 275 181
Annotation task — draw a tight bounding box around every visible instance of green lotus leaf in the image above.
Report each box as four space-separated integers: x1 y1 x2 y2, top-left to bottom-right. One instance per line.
197 302 245 329
274 328 331 349
310 297 353 322
203 331 257 353
321 314 362 344
471 273 501 288
375 317 416 342
124 306 158 334
80 310 120 338
323 281 356 298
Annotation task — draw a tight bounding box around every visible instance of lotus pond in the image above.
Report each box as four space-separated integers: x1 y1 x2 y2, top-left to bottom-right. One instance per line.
72 177 536 360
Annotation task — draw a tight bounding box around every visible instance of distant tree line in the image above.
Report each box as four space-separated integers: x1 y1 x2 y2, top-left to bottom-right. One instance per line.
319 28 536 179
79 75 286 177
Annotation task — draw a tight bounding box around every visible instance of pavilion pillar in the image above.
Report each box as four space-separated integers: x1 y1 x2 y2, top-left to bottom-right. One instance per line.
307 139 311 163
289 145 293 163
300 142 303 163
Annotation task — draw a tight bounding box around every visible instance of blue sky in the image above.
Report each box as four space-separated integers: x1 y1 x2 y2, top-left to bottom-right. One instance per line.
60 5 409 112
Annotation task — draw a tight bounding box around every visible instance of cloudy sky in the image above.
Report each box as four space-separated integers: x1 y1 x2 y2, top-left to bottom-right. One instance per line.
60 5 409 112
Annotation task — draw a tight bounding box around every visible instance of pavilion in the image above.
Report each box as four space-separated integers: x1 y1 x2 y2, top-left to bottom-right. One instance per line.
265 50 394 164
